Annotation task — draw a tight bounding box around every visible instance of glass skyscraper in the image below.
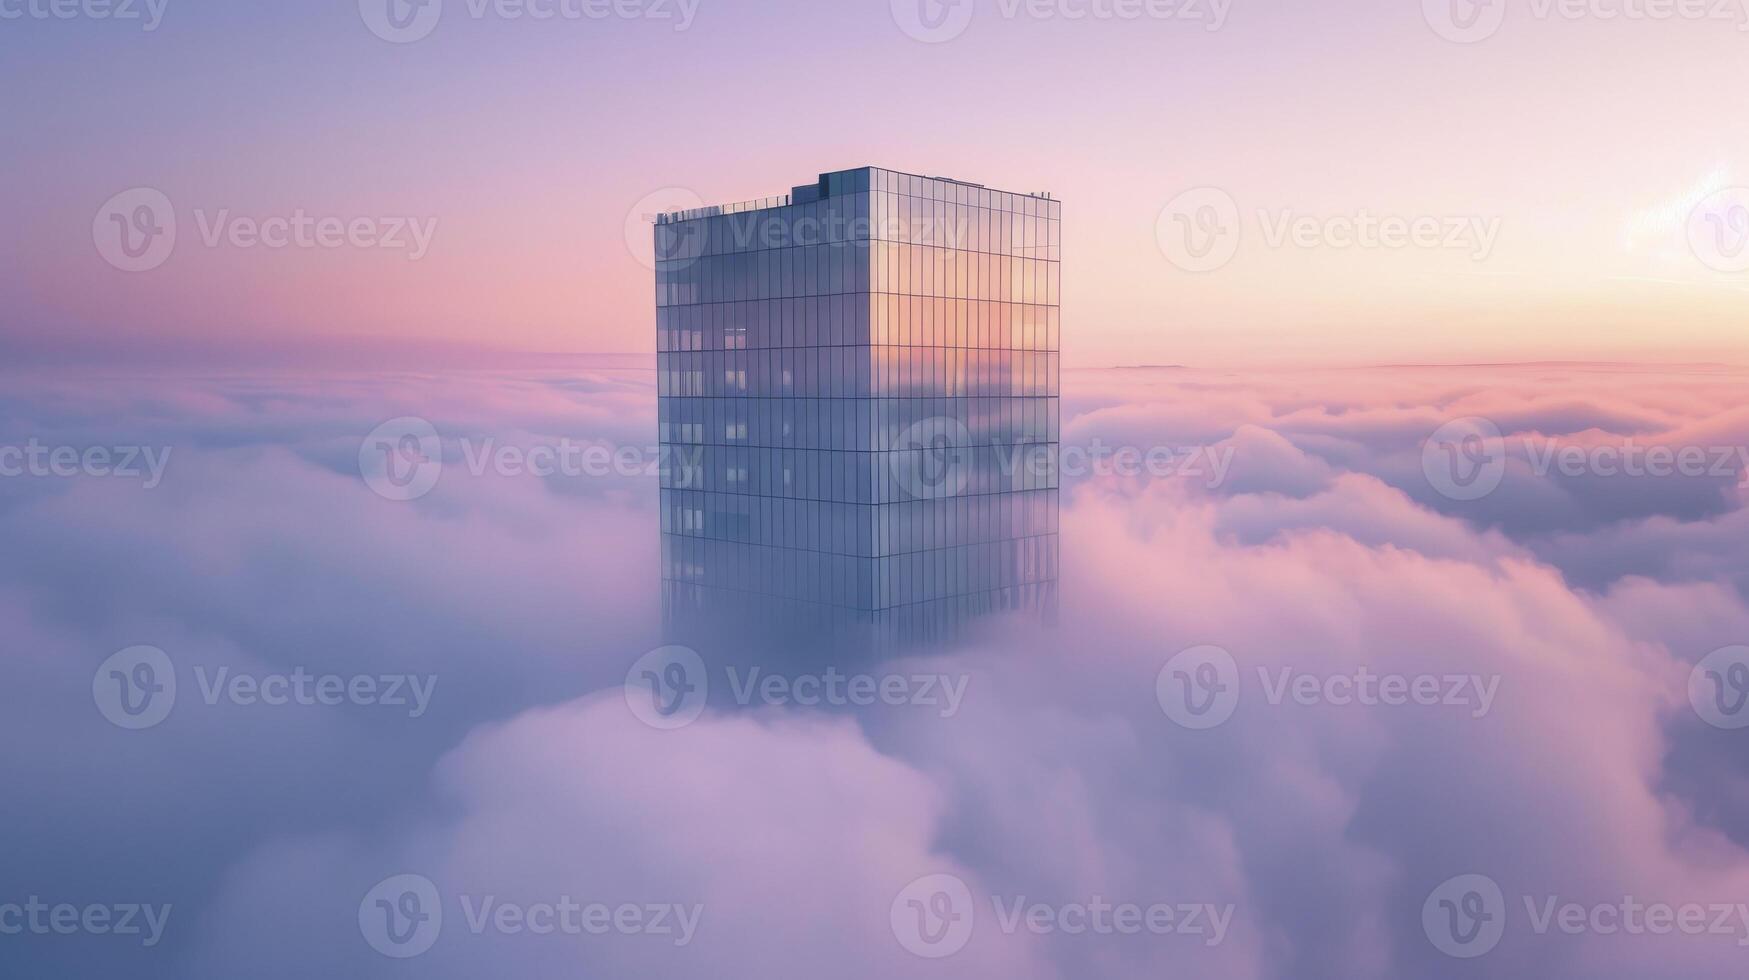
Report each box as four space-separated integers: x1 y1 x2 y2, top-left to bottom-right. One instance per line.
656 167 1058 633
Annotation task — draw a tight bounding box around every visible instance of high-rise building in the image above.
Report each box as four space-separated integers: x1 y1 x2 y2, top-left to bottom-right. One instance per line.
655 167 1058 630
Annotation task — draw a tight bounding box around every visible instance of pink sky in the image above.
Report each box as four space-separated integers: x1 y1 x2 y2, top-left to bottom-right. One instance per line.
3 0 1746 367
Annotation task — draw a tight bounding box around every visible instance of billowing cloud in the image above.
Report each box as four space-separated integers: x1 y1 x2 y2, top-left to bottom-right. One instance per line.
5 363 1749 979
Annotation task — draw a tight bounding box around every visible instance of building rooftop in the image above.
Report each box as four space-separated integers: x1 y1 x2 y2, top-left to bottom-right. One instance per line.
655 166 1054 224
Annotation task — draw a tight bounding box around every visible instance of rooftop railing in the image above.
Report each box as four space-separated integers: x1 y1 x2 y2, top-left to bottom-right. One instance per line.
654 169 1055 224
656 195 790 224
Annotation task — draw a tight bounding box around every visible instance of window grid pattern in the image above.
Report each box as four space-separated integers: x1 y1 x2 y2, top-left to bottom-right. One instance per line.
658 168 1060 611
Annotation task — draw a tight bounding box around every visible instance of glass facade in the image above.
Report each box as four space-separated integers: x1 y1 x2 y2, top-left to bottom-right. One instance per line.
657 167 1060 614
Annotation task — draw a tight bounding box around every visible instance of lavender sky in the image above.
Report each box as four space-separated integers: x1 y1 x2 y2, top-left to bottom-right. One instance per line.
4 0 1748 367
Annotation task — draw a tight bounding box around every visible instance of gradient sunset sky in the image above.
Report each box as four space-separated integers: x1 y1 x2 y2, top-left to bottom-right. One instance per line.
3 0 1746 367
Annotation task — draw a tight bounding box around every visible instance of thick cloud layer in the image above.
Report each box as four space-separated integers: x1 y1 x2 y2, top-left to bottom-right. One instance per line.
4 363 1747 978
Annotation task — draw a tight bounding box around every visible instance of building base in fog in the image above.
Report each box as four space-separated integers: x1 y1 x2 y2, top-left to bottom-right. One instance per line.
660 571 1057 656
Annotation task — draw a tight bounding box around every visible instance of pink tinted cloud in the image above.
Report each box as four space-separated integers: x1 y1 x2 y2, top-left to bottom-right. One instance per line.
5 363 1747 979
